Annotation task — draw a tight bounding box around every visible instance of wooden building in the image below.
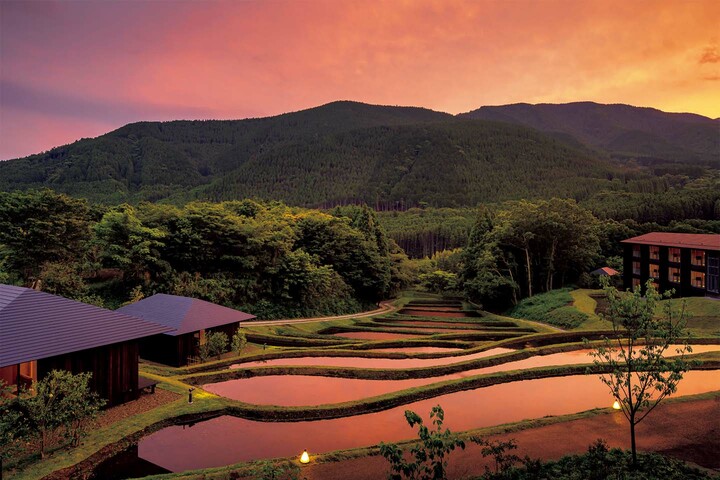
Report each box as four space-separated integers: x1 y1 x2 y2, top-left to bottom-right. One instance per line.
0 285 171 406
117 294 255 367
622 233 720 297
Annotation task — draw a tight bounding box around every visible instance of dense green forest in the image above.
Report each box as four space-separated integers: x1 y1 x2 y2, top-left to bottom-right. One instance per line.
377 174 720 259
1 189 718 314
3 101 717 209
463 101 719 165
1 101 718 313
0 190 409 318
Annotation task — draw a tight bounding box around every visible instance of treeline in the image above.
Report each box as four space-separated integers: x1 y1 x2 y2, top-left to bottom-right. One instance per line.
407 198 719 311
0 190 410 318
376 175 720 259
377 208 477 258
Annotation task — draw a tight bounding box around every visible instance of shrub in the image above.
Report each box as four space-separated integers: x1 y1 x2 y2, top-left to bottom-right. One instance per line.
231 330 247 354
199 331 229 362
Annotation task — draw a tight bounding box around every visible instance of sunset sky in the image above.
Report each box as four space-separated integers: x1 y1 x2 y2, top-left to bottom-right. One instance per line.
1 0 719 160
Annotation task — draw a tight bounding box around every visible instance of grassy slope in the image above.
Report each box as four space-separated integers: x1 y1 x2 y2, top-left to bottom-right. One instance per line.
507 288 592 329
656 297 720 337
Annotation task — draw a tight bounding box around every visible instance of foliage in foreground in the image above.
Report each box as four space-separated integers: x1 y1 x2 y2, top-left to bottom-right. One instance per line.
378 406 710 480
0 370 105 467
473 439 711 480
379 405 465 480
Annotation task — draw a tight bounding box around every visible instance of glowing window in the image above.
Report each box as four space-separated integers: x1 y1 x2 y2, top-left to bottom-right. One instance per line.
691 250 705 267
669 267 681 283
649 265 660 279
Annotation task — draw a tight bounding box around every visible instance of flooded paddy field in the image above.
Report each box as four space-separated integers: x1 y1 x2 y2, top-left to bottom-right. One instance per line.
94 370 720 477
215 345 720 405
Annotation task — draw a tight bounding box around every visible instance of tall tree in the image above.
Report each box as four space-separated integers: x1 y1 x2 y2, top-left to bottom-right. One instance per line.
93 204 167 285
588 280 691 467
0 190 90 284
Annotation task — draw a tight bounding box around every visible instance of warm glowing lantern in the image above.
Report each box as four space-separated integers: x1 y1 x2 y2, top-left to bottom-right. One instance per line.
300 450 310 464
612 400 621 410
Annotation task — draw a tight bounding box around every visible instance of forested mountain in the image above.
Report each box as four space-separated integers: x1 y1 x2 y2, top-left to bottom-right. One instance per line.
461 102 719 165
0 101 650 206
1 100 717 207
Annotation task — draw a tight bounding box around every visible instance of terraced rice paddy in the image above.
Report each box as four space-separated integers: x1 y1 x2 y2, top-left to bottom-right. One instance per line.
330 331 427 340
92 297 720 479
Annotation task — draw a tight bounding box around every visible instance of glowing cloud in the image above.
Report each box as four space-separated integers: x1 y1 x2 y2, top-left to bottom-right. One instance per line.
1 0 719 159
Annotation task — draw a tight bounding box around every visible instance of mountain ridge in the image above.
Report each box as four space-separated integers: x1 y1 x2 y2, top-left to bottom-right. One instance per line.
0 100 716 207
460 101 719 165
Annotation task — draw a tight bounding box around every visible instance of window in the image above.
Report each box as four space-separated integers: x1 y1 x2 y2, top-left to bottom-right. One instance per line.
633 245 641 258
632 278 641 288
633 261 641 275
669 267 681 283
669 248 681 263
650 246 660 260
649 264 660 279
691 250 706 267
651 281 660 291
693 272 706 289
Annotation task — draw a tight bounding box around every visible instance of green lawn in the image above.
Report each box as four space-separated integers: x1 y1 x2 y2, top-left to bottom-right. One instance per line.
656 296 720 337
507 288 601 330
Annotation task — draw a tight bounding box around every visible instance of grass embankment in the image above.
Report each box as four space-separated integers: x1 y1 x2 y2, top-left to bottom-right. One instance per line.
507 288 592 329
356 319 536 333
513 288 720 336
657 297 720 337
183 340 720 384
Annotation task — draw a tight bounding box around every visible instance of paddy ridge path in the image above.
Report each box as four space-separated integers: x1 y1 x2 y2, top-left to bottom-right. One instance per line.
240 300 398 327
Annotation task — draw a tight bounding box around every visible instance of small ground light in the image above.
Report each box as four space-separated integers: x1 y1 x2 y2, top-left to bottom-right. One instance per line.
300 450 310 463
612 400 621 410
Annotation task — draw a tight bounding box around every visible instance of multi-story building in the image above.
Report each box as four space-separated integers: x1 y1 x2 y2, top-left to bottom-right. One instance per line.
622 233 720 297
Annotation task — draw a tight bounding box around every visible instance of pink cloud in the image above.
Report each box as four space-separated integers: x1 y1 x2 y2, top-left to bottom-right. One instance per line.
1 0 719 159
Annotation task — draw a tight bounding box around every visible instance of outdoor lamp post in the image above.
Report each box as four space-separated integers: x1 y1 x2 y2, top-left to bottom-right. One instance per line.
300 449 310 464
188 387 195 404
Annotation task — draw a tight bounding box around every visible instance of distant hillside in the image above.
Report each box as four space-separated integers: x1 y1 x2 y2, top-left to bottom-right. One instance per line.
461 102 719 165
0 100 702 207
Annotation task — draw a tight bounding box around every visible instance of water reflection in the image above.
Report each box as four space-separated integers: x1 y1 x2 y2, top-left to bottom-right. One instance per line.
215 345 720 405
230 347 517 370
142 370 720 473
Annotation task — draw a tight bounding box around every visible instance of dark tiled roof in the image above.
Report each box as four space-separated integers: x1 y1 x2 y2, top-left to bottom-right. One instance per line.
621 233 720 251
0 285 173 368
116 294 255 336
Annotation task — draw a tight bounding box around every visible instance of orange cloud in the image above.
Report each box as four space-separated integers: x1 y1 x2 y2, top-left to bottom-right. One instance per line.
1 0 719 159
